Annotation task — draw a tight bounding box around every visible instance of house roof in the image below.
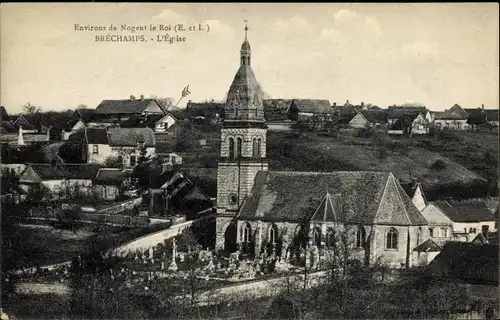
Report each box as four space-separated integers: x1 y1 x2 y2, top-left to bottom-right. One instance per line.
74 109 96 122
471 231 499 245
435 105 469 120
413 238 442 252
433 201 496 223
484 109 499 122
427 242 498 285
67 128 109 144
120 114 168 129
290 99 333 114
95 98 165 115
24 163 102 180
263 99 292 121
93 168 131 185
107 127 155 147
238 171 427 225
387 108 426 120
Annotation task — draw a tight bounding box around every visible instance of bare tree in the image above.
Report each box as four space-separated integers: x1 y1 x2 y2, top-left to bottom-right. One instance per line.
21 102 41 114
77 104 89 109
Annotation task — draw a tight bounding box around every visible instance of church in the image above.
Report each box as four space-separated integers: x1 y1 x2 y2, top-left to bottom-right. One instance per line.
215 24 430 268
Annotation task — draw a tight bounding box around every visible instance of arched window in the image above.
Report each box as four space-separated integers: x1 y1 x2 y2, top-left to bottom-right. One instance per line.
356 226 366 249
241 223 252 243
254 108 258 117
236 137 242 158
252 138 258 158
269 224 278 244
257 138 262 158
313 227 321 246
326 228 335 248
235 107 239 117
386 228 398 250
228 137 235 159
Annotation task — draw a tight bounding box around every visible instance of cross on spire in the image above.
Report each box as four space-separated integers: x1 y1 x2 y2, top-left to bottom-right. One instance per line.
244 20 248 40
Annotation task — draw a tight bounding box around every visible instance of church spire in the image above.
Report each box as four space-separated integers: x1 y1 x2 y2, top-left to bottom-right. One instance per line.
240 20 251 66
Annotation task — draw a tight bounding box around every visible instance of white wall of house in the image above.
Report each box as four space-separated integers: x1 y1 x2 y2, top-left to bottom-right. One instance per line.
87 143 113 164
411 187 426 212
411 114 429 135
1 164 27 175
154 115 177 132
425 112 434 123
63 120 86 141
452 221 496 235
143 101 165 115
433 119 469 130
349 113 369 129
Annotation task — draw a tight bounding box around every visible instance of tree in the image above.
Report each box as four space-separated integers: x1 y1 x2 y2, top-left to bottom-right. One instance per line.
77 104 88 109
104 155 123 168
21 102 41 114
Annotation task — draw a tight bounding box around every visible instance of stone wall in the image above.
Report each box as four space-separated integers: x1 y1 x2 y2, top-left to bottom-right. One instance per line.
220 128 267 158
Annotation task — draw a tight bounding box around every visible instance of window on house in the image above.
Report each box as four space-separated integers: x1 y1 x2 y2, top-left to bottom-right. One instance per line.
356 226 366 248
228 137 235 159
241 223 252 243
440 228 447 238
236 137 242 158
269 224 278 244
469 228 477 233
130 155 136 167
386 228 398 250
429 228 434 237
92 145 99 154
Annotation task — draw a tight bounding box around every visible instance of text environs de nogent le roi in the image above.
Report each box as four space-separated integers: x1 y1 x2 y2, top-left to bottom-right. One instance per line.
74 23 210 43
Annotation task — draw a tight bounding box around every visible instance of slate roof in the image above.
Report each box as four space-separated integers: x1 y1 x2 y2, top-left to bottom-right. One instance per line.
74 109 96 122
435 105 468 120
472 231 499 245
120 114 166 128
95 99 165 115
67 128 109 144
263 99 292 121
358 110 387 124
238 171 427 225
427 242 498 285
25 163 102 180
433 201 496 223
107 128 155 147
413 238 442 252
93 168 131 185
290 99 333 114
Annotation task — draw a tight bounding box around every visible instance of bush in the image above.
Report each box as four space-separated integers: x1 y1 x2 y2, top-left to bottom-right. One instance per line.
355 127 378 138
431 159 447 170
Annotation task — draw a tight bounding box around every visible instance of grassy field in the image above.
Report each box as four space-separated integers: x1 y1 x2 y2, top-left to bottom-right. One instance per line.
179 129 497 201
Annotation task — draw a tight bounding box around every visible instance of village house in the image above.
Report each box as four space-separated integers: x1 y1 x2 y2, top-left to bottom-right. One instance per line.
420 200 497 244
92 168 132 200
348 110 387 129
94 95 167 124
332 101 360 126
59 108 97 140
67 127 156 167
386 105 428 126
465 105 499 131
18 163 102 199
147 167 213 219
287 99 333 130
0 126 49 146
426 242 499 319
263 99 295 131
120 113 178 132
185 100 225 120
216 27 430 269
388 113 429 135
432 104 470 130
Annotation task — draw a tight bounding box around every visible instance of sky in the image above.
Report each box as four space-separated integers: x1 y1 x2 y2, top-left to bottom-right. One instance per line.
1 3 498 113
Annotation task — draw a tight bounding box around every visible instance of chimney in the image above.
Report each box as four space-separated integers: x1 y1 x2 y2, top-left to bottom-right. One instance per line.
140 95 144 100
346 100 349 104
481 104 484 110
130 95 135 100
333 102 337 108
361 102 365 107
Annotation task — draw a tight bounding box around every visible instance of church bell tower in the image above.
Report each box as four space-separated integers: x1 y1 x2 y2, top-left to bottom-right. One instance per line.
215 22 268 252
